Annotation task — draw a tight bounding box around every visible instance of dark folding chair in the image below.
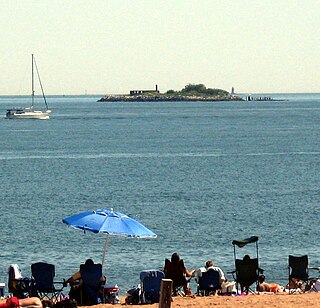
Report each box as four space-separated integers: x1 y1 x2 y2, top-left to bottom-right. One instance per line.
140 270 165 303
30 262 64 301
163 258 189 296
232 258 262 294
79 263 103 305
230 236 263 294
288 255 318 293
197 268 221 296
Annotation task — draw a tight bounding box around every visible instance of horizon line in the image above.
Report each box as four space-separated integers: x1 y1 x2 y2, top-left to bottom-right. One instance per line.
1 91 320 97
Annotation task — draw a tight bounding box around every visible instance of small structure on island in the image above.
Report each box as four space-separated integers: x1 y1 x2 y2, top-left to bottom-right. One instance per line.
130 85 160 96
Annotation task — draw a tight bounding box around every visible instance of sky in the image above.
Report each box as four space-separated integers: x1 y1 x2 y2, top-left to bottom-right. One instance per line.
1 0 319 95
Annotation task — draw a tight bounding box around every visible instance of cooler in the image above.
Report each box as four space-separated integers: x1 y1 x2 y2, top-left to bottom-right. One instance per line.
102 283 120 304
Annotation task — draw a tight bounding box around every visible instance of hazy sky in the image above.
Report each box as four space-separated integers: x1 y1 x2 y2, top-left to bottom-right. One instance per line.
1 0 319 95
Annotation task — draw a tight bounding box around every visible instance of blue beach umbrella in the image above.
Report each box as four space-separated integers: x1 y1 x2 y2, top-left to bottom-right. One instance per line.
62 208 157 267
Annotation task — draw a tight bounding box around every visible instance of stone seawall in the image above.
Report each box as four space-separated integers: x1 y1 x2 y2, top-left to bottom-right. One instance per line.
97 94 243 102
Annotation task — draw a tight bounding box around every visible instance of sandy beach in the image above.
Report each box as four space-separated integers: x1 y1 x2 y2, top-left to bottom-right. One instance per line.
85 293 320 307
2 292 320 307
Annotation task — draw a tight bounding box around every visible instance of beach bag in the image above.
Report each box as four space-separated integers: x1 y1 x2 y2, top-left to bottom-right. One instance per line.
125 286 141 305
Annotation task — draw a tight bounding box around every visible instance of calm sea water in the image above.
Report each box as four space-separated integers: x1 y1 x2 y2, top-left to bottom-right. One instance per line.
0 93 319 294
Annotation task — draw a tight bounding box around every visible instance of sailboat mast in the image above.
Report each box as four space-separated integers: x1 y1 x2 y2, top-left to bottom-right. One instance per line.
31 54 34 109
34 56 49 111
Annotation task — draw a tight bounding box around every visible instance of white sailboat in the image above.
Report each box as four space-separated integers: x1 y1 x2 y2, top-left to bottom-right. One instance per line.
6 54 51 119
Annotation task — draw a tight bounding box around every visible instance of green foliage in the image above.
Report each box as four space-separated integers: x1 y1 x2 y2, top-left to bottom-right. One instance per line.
182 84 206 93
166 89 176 95
165 84 229 97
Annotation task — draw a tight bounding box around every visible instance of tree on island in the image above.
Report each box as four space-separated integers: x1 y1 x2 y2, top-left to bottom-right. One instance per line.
165 84 229 97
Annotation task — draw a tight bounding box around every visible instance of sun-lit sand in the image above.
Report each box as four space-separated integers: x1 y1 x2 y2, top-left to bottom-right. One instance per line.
2 292 320 307
82 293 320 307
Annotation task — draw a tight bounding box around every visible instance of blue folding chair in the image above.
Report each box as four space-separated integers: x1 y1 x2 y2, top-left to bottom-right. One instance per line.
79 263 103 305
197 268 221 296
140 270 165 304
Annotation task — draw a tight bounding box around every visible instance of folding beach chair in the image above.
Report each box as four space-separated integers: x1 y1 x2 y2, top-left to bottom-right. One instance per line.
8 264 30 298
233 257 262 294
140 270 165 304
197 268 221 296
230 236 263 294
79 263 103 305
288 255 319 293
163 258 190 296
30 262 64 301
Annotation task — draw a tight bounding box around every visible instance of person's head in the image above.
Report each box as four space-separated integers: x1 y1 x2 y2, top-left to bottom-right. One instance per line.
85 259 94 266
258 275 266 283
171 252 181 263
243 254 251 261
205 260 214 269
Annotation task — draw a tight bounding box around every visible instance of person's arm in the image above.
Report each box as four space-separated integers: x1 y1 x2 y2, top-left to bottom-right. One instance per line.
185 267 195 277
100 275 106 284
66 271 81 284
218 267 226 282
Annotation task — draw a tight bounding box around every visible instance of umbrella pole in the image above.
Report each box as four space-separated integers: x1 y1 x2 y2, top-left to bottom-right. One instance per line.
102 234 109 268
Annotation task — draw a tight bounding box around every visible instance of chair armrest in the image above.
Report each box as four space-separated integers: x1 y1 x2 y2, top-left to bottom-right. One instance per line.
53 281 65 290
227 271 236 280
53 281 65 284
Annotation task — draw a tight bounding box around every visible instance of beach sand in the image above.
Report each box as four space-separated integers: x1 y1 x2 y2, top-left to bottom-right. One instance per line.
91 293 320 307
2 292 320 307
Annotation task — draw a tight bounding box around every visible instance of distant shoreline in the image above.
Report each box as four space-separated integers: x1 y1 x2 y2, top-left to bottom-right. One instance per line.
97 94 243 102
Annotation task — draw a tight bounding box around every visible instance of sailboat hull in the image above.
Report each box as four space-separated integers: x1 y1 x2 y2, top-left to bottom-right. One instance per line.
6 108 51 119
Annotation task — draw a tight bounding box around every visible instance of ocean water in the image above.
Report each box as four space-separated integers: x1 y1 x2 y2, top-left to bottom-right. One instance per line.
0 93 319 294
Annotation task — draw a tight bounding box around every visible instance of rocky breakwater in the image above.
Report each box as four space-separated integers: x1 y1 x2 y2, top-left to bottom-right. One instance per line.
97 94 242 102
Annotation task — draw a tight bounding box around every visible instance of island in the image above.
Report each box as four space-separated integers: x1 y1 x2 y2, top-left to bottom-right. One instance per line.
97 84 243 102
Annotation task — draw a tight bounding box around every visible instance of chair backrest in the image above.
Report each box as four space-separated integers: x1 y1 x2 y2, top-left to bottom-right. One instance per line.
289 255 309 280
8 264 23 296
140 270 165 303
31 262 55 291
164 258 185 280
198 268 221 291
80 263 102 304
235 258 259 287
163 258 187 291
8 264 23 280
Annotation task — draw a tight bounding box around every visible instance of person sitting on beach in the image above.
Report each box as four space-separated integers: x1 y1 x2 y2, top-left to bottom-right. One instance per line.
257 275 282 293
163 252 195 296
65 259 106 304
0 297 42 308
195 260 226 285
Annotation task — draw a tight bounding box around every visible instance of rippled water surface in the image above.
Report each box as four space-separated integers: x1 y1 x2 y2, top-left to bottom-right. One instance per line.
0 93 319 294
